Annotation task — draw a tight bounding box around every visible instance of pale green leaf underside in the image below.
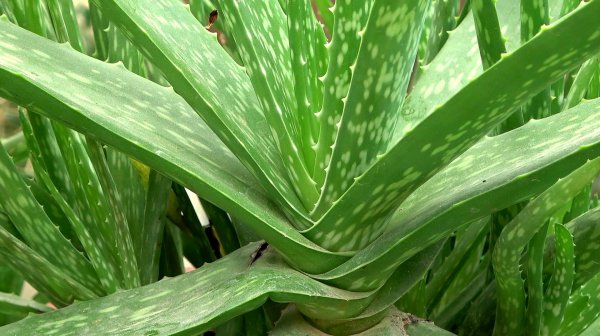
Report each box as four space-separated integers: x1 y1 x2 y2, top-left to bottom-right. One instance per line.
0 21 349 274
305 0 600 253
0 243 372 336
317 97 600 290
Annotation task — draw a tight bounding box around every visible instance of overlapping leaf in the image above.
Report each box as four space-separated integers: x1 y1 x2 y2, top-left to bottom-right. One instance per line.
305 0 600 252
0 21 349 274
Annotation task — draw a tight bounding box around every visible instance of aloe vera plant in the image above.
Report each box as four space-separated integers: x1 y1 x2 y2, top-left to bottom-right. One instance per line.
0 0 599 334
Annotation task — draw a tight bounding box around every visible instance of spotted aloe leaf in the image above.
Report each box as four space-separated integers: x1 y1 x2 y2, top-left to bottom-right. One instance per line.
541 223 575 336
0 21 349 275
91 0 313 228
0 140 101 294
492 158 600 336
20 112 125 294
286 0 327 170
305 0 600 253
555 262 600 335
312 0 373 189
0 243 373 336
471 0 506 69
546 206 600 288
219 0 319 209
315 97 600 291
0 211 97 306
311 0 430 221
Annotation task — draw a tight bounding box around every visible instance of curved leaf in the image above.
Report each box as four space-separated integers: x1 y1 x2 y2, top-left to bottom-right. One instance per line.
316 97 600 290
91 0 313 226
0 21 349 274
0 243 373 336
306 0 600 253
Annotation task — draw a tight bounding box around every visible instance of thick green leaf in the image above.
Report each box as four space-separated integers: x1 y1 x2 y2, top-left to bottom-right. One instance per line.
312 0 430 222
272 306 456 336
219 0 319 209
315 97 600 290
305 0 600 253
555 265 600 335
0 212 97 306
526 221 549 336
0 139 100 293
20 112 121 294
313 0 373 188
311 242 443 336
542 223 574 336
0 243 372 336
0 293 51 317
492 158 600 336
139 170 171 285
286 0 327 169
563 57 599 110
471 0 506 69
92 0 313 226
0 21 349 274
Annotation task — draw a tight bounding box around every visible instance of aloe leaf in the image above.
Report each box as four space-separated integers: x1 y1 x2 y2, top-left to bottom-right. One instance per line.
395 0 520 146
273 306 456 336
0 243 373 336
219 0 319 208
521 0 551 121
306 0 600 253
0 213 97 306
424 0 459 63
313 0 373 188
433 270 487 329
0 139 102 293
158 219 185 278
87 141 141 289
316 97 600 290
492 158 600 336
170 185 217 262
0 21 348 274
311 242 443 336
527 221 549 336
92 0 312 225
45 0 85 52
139 170 171 285
563 57 599 110
20 111 122 294
0 293 51 317
0 131 27 164
201 197 239 255
554 267 600 335
312 0 333 33
286 0 327 169
312 0 430 222
425 218 488 313
542 223 575 336
554 207 600 287
471 0 506 69
89 1 109 60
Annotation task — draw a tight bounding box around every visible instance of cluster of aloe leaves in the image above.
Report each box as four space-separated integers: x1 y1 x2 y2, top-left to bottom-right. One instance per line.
0 0 599 334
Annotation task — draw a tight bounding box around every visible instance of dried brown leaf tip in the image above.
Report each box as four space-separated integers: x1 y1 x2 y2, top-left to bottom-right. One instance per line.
205 9 218 30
